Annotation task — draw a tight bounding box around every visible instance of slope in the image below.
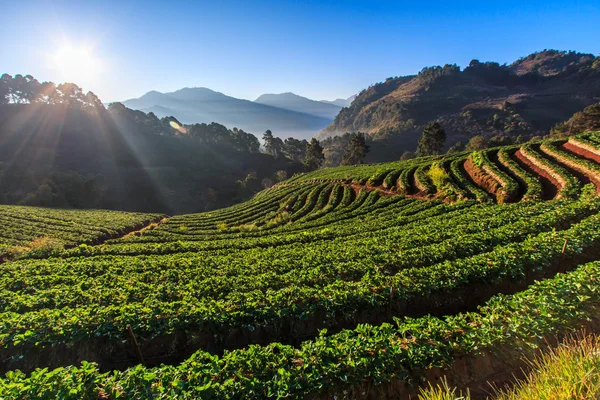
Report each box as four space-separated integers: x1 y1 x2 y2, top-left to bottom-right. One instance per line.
2 132 600 399
318 50 600 151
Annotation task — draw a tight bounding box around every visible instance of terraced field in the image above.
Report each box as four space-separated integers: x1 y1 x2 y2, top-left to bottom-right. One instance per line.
1 133 600 399
0 206 164 261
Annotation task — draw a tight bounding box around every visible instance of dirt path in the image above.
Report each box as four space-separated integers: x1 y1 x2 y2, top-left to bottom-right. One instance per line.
463 157 499 201
513 149 559 200
121 217 168 240
563 141 600 164
560 143 600 193
339 181 454 202
536 145 596 191
565 140 600 163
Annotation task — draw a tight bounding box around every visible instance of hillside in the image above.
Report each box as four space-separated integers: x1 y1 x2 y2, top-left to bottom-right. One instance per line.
123 87 334 140
254 92 342 119
319 50 600 155
2 131 600 398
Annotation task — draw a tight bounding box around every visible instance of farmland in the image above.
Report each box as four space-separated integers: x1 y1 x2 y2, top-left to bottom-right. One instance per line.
1 132 600 399
0 206 164 261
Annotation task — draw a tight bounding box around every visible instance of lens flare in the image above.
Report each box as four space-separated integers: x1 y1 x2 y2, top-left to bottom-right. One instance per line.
51 43 101 85
169 120 187 134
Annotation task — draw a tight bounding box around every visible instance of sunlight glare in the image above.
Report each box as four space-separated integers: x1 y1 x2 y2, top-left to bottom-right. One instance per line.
52 44 101 85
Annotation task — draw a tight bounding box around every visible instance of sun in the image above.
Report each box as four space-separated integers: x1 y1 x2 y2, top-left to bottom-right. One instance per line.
52 44 101 85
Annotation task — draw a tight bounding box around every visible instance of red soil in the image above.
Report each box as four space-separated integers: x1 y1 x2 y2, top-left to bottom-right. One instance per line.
563 141 600 164
560 142 600 193
463 158 499 200
514 149 560 200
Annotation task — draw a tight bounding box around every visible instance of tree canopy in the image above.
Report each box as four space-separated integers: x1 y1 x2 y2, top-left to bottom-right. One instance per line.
304 138 325 171
341 132 370 165
416 122 446 156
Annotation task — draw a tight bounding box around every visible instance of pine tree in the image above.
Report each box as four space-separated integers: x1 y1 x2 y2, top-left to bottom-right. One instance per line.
416 122 446 156
263 130 284 158
341 132 370 165
303 138 325 171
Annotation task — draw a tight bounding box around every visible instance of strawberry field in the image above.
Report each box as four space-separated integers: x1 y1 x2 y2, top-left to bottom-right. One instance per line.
1 132 600 399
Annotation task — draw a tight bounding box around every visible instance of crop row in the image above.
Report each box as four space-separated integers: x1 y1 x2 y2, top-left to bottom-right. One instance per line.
0 205 163 258
519 144 581 198
540 142 600 188
2 197 598 371
2 255 599 399
496 148 543 201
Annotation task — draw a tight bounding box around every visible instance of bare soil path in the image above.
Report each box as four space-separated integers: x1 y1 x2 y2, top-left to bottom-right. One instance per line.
513 149 559 200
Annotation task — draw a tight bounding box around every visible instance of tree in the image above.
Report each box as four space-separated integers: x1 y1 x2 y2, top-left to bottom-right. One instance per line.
550 102 600 138
416 122 446 156
0 74 9 104
56 83 85 107
400 151 415 160
341 132 370 165
466 135 488 151
274 170 288 182
283 138 307 162
303 138 325 171
447 141 465 154
263 130 284 158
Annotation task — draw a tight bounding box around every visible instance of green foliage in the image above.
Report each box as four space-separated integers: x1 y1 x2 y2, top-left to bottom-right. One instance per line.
417 122 446 156
465 135 487 151
0 205 163 260
1 134 600 399
341 132 370 165
303 138 325 171
551 102 600 137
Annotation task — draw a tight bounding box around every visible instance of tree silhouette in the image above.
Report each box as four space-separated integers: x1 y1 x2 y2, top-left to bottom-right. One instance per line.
263 130 285 158
416 122 446 156
341 132 370 165
304 138 325 171
283 137 307 163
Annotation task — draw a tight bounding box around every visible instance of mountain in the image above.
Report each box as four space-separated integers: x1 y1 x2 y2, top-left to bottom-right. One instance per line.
122 88 333 140
320 95 356 108
318 50 600 154
254 92 342 119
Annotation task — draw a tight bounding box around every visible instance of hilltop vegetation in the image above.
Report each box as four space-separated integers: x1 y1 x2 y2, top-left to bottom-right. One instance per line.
1 132 600 398
319 50 600 161
0 74 302 214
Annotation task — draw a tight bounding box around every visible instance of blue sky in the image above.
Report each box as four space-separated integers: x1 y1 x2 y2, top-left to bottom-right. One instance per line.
1 0 599 103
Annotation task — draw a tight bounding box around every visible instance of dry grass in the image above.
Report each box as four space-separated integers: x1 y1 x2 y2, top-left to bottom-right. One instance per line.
418 333 600 400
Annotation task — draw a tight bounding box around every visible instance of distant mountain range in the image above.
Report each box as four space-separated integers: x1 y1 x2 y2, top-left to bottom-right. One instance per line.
320 96 356 108
122 89 355 140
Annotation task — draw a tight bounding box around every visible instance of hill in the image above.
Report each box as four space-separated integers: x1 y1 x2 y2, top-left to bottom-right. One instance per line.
123 87 334 140
2 131 600 398
318 50 600 157
254 92 342 119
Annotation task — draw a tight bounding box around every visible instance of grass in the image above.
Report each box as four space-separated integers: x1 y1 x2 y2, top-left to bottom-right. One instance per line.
418 333 600 400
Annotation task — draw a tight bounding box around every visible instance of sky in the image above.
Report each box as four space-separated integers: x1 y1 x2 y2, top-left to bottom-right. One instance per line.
1 0 599 103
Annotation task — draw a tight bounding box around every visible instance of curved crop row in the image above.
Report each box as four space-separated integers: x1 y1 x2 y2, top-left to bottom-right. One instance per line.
2 198 598 373
396 167 416 195
414 165 436 195
519 144 581 199
496 148 543 201
540 142 600 191
449 159 489 202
